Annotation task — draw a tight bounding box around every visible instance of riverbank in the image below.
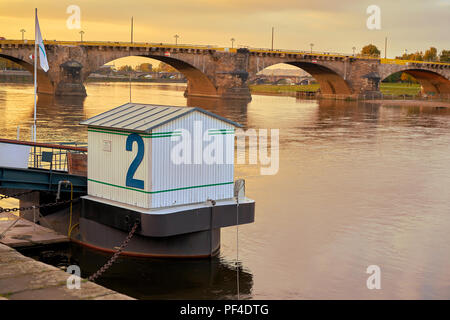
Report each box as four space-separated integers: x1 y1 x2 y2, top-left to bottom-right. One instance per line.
0 243 133 300
0 70 187 84
249 83 422 96
86 76 186 83
365 99 450 108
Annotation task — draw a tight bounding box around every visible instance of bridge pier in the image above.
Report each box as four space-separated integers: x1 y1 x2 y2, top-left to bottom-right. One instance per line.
54 61 87 97
2 41 449 102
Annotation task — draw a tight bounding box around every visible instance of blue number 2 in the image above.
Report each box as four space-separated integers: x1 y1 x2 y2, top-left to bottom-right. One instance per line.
125 133 145 189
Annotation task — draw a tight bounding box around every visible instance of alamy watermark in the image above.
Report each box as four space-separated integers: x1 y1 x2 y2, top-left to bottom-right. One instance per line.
66 265 81 289
366 265 381 290
169 121 279 175
66 5 81 30
366 5 381 30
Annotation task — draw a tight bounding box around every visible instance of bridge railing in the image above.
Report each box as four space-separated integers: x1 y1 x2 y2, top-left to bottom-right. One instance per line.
1 39 449 66
0 39 222 51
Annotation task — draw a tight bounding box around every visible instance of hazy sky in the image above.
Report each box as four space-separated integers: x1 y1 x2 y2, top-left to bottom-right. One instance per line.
0 0 448 67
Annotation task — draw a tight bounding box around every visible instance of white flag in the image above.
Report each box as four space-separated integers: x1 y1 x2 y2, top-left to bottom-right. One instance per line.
35 13 49 72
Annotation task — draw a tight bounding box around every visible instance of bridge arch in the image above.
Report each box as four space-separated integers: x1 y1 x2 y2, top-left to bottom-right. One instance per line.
86 54 218 98
0 54 54 94
253 61 351 95
287 62 351 95
380 67 450 95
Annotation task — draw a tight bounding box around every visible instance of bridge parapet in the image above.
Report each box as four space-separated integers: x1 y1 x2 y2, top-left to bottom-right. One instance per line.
1 40 450 99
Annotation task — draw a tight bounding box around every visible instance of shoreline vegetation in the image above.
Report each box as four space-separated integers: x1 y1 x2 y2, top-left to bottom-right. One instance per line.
249 83 422 96
0 74 422 96
2 73 447 106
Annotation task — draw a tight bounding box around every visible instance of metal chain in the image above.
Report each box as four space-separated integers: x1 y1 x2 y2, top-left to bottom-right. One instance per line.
0 190 35 200
0 198 80 213
88 220 140 282
0 195 139 283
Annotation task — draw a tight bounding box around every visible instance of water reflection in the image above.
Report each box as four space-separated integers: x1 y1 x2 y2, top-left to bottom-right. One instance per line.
37 94 87 108
70 243 253 300
187 96 250 128
2 82 450 299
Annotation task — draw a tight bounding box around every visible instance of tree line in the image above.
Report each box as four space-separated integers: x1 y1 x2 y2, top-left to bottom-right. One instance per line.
360 44 449 84
0 58 178 73
117 62 177 73
361 44 450 62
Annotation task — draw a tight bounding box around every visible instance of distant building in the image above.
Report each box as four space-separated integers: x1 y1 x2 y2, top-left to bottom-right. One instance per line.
252 68 314 85
96 65 116 75
257 68 310 77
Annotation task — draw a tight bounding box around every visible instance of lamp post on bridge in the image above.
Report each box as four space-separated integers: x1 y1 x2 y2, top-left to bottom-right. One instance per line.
310 43 314 53
79 30 84 42
174 34 179 45
20 29 26 41
271 27 274 50
230 38 235 48
352 46 356 56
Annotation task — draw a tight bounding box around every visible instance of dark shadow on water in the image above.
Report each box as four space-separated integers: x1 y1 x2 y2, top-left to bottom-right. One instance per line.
37 94 86 108
313 99 450 131
70 243 253 300
186 97 250 128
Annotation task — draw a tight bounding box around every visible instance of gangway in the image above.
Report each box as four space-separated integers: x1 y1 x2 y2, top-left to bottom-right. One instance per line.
0 138 87 195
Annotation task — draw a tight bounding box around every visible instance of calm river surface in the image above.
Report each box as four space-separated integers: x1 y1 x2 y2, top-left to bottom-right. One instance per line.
1 82 450 299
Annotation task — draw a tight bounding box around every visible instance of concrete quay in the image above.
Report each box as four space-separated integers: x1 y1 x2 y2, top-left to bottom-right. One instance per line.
0 243 134 300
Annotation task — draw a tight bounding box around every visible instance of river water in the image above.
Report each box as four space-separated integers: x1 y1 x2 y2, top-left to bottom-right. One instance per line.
1 82 450 299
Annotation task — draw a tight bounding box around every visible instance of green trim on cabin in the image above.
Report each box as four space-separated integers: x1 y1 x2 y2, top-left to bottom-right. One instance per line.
87 128 181 138
88 127 235 137
208 129 235 135
208 132 234 135
88 179 234 194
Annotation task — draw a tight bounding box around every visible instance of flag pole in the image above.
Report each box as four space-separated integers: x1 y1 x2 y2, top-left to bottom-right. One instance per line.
33 8 37 142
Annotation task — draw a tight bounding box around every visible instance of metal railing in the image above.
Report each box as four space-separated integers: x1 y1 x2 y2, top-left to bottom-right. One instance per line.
0 138 87 172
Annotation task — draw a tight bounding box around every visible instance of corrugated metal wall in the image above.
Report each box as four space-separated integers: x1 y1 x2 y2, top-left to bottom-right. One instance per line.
87 130 151 208
151 111 235 208
87 110 235 209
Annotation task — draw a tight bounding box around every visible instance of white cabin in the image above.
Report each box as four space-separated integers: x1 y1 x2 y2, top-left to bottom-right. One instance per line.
80 103 241 209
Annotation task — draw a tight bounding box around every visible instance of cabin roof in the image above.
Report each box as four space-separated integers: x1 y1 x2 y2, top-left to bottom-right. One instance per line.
80 103 242 133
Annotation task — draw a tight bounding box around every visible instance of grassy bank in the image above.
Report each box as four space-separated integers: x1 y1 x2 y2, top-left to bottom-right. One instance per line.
379 83 421 95
249 84 320 94
249 83 421 96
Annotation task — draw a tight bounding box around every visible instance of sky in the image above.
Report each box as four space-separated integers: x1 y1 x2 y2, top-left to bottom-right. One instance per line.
0 0 448 68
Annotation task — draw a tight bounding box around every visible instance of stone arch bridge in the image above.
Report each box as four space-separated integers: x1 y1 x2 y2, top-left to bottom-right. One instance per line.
1 40 449 101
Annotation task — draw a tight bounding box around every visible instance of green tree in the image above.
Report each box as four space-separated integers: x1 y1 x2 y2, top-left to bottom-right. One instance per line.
400 72 417 85
137 63 152 72
396 51 423 61
411 51 424 61
155 62 177 72
361 44 380 57
440 50 450 62
383 71 402 83
118 65 133 72
424 47 437 61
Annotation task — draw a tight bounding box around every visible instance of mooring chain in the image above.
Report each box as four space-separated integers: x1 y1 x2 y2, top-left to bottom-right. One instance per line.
0 190 35 201
88 220 140 282
0 198 80 213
